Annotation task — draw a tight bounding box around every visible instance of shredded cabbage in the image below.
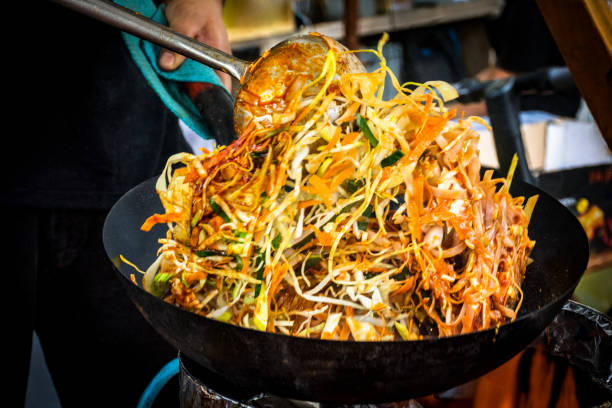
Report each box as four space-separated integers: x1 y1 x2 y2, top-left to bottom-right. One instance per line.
137 33 536 340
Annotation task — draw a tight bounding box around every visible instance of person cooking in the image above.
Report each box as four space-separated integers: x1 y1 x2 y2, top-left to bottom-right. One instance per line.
8 0 231 406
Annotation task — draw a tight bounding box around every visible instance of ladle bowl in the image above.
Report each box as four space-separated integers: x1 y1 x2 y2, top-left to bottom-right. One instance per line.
52 0 365 134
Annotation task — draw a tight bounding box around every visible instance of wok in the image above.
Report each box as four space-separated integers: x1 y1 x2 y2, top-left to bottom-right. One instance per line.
102 176 588 404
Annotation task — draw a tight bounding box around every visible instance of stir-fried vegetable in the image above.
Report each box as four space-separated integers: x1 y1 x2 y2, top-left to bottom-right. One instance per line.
138 33 536 341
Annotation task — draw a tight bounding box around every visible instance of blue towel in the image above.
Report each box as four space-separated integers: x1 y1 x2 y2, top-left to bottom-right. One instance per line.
115 0 231 140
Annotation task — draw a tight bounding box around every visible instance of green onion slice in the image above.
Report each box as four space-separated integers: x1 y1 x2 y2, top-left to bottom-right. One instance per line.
152 273 172 296
356 113 379 148
263 126 288 140
346 178 364 194
233 255 243 271
210 197 231 223
271 233 282 249
234 230 247 239
358 204 374 231
253 254 265 297
304 254 322 270
195 249 225 257
381 150 405 167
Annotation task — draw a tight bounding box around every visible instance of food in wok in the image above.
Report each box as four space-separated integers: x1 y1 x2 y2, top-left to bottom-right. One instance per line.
136 34 538 341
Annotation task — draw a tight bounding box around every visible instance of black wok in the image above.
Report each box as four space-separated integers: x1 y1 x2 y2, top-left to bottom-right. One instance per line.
102 177 588 404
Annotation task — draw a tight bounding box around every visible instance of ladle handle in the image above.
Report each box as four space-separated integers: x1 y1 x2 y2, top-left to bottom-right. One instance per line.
52 0 249 80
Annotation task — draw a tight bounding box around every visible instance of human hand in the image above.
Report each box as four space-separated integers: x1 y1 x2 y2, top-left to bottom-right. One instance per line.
159 0 232 91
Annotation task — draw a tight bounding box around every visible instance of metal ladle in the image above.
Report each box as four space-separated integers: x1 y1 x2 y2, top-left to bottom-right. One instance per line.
52 0 365 137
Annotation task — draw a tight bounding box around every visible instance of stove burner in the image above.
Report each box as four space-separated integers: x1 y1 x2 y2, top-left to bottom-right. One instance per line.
179 354 427 408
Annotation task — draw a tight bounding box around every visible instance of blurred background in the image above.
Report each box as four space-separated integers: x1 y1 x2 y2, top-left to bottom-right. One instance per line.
221 0 612 318
224 0 612 313
28 0 611 406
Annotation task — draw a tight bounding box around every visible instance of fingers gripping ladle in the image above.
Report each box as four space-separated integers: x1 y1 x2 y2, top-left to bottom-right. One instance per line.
53 0 365 138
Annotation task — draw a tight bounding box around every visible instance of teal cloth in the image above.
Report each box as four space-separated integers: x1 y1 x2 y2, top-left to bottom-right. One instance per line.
115 0 231 140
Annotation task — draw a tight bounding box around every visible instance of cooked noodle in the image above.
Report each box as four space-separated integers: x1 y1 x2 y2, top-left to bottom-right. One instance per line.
138 34 537 340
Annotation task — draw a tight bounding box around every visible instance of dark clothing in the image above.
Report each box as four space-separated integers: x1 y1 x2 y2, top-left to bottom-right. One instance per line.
486 0 581 117
486 0 565 74
4 2 190 210
14 207 177 407
10 2 190 406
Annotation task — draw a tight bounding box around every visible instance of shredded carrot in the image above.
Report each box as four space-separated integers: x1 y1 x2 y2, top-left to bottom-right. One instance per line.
268 263 289 300
323 126 342 151
303 175 333 209
140 32 536 341
338 322 351 340
391 276 416 296
310 225 334 247
330 166 354 191
298 200 322 209
335 101 360 124
140 212 182 232
173 167 189 177
185 271 207 285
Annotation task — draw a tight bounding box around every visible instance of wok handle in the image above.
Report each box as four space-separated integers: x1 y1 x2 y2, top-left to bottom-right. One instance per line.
185 82 238 146
51 0 249 80
485 78 535 185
